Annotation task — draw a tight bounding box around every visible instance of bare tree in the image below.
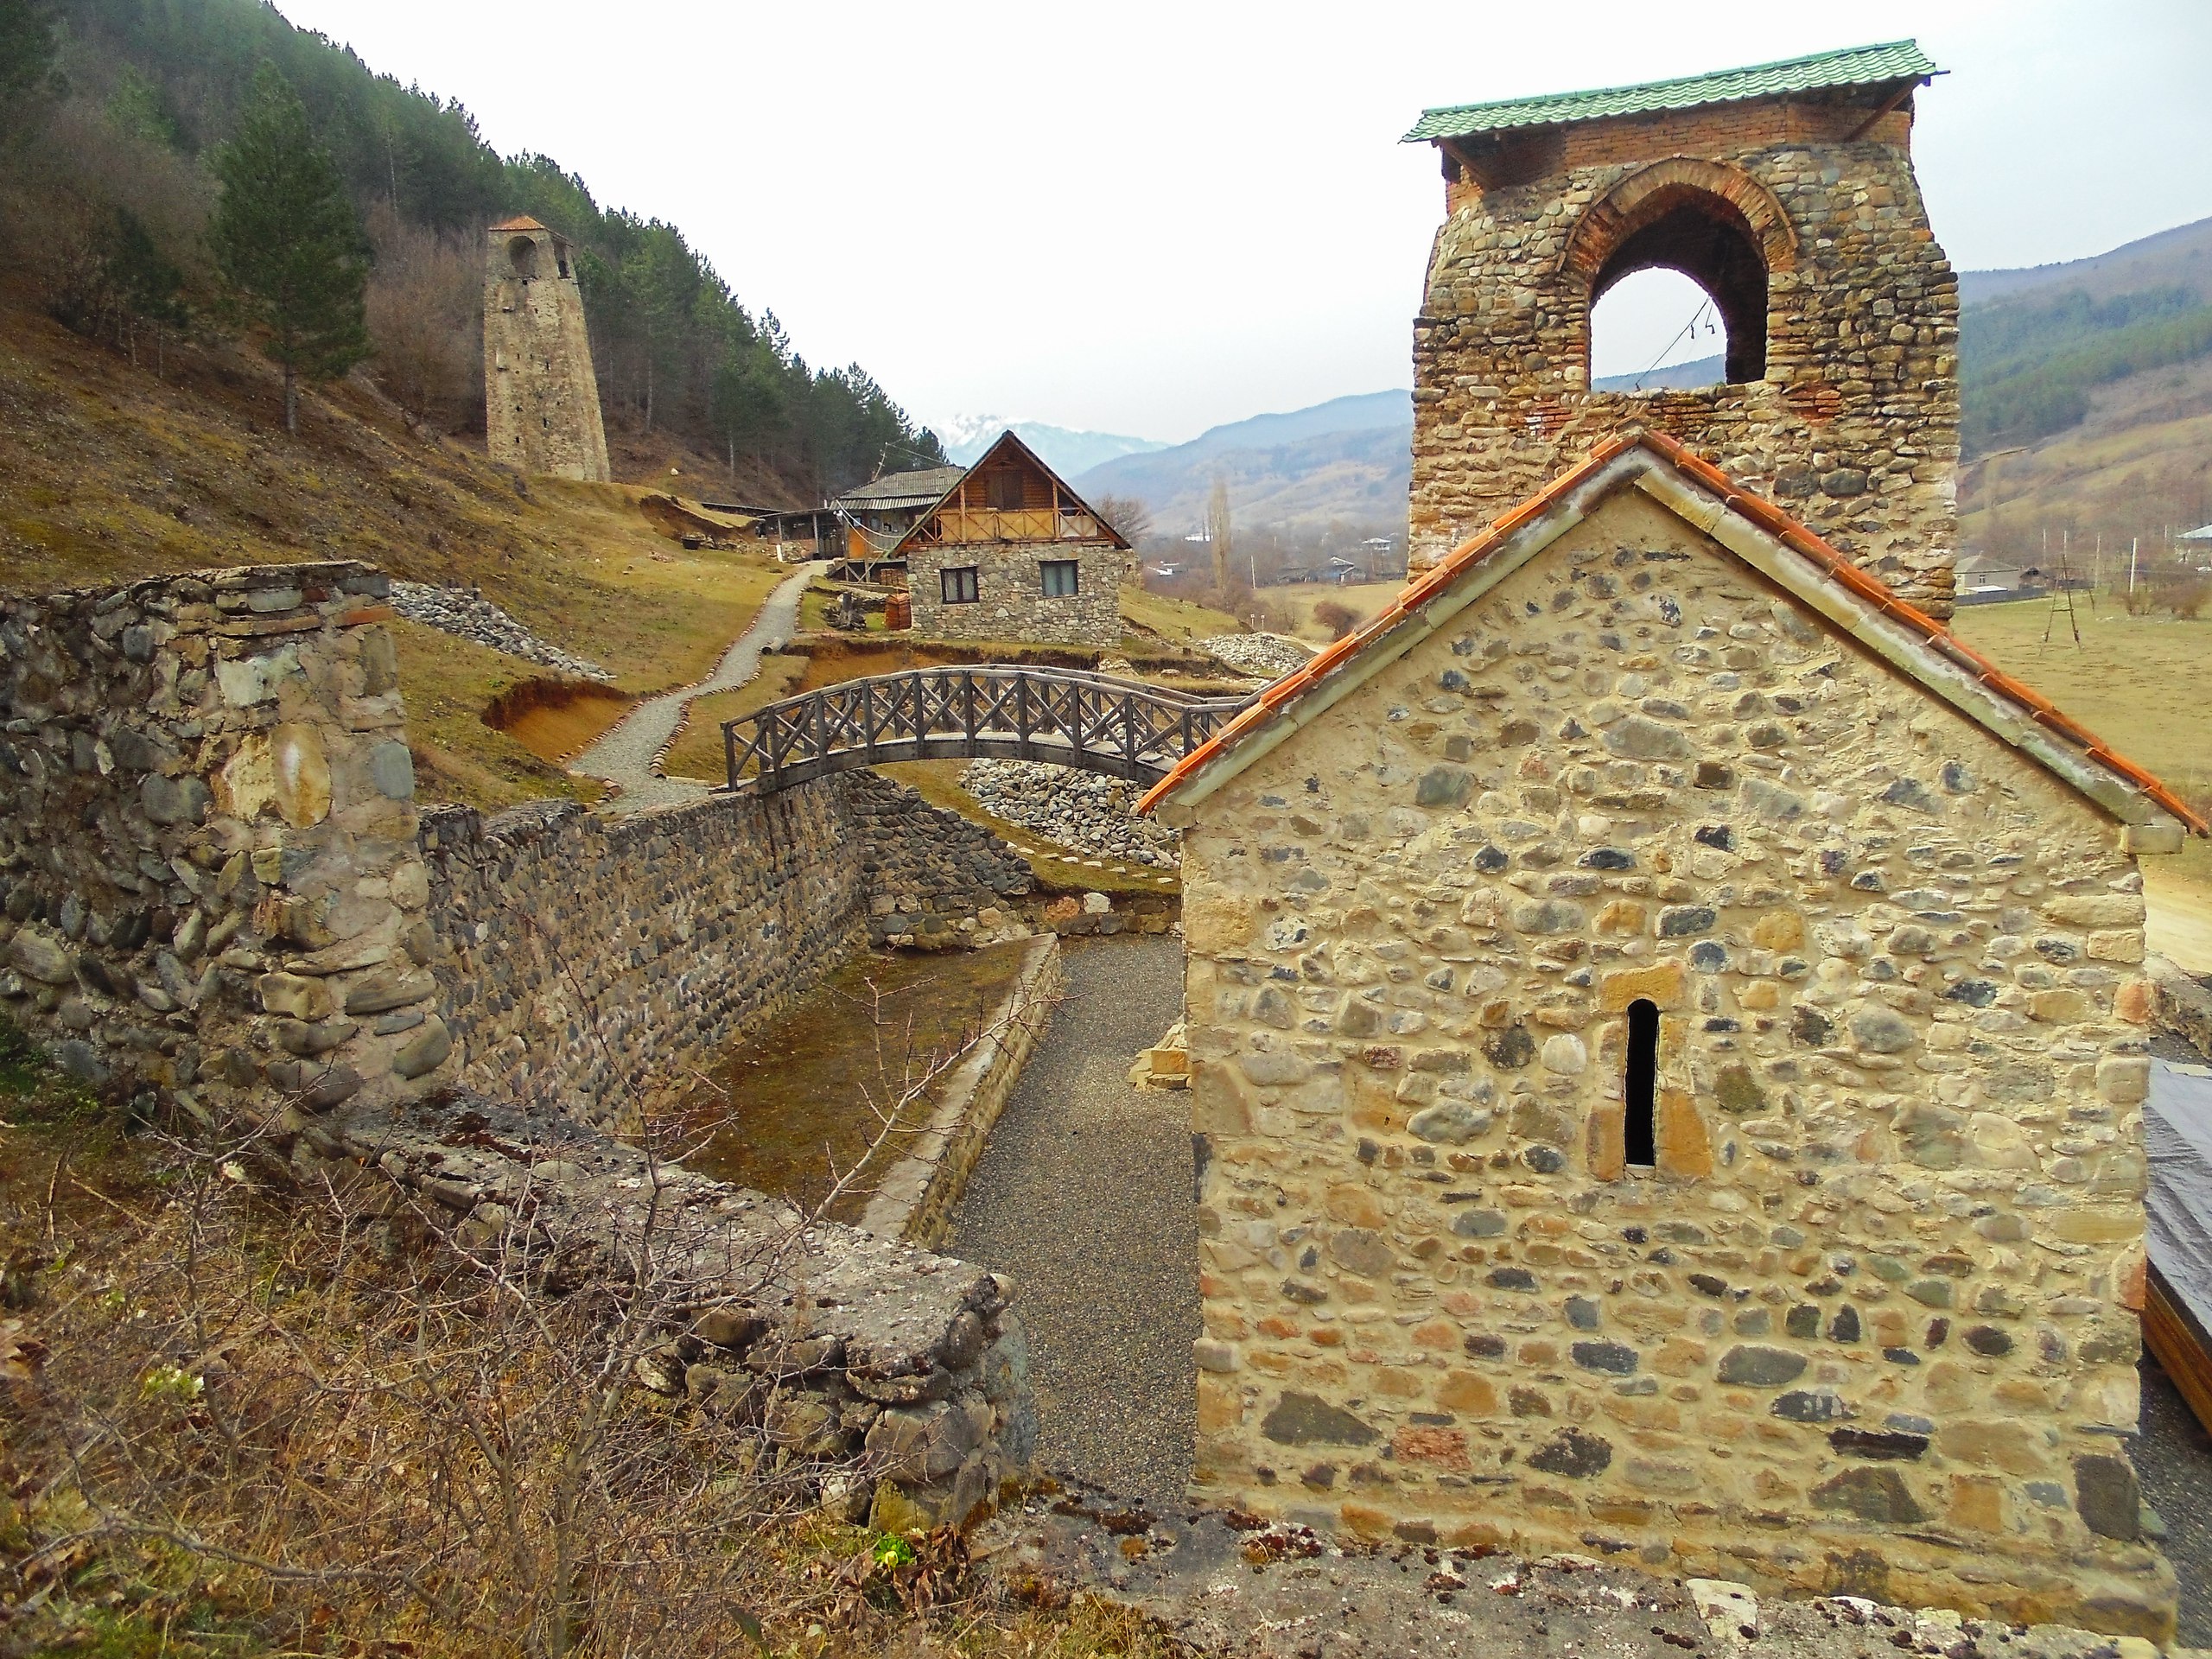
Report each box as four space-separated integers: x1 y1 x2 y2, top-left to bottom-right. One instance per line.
1207 471 1233 601
1091 492 1153 549
364 201 481 432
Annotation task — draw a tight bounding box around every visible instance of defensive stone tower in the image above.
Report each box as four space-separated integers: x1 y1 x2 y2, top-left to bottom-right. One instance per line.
1404 41 1959 614
484 215 612 484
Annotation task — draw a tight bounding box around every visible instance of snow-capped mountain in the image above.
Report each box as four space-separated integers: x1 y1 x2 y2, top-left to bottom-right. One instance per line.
932 415 1168 476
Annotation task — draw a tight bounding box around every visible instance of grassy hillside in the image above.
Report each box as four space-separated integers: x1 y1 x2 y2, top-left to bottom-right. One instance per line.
12 0 943 493
0 282 790 810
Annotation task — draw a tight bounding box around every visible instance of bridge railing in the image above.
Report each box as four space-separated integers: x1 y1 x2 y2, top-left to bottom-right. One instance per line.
721 665 1250 793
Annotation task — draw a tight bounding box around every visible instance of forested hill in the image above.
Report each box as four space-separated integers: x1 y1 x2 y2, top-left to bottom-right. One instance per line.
26 0 943 498
1959 215 2212 457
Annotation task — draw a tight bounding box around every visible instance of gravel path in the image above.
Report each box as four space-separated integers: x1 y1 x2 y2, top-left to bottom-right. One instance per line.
949 935 1198 1510
571 562 821 814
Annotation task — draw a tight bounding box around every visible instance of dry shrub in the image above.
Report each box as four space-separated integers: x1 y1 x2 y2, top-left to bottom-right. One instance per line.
365 201 483 432
0 99 212 340
1311 600 1358 640
2166 578 2211 620
0 985 1106 1659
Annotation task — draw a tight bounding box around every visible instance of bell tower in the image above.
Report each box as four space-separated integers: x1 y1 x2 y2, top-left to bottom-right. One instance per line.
484 215 612 484
1405 41 1958 614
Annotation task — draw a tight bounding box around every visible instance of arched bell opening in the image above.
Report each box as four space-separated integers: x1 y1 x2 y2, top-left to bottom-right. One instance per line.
1589 186 1770 385
507 235 539 281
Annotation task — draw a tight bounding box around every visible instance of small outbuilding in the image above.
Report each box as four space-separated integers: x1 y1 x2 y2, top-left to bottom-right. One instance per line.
1141 430 2199 1635
893 432 1134 647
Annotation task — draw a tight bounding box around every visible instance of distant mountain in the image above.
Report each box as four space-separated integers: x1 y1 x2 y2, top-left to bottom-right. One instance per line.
1075 392 1413 534
1960 217 2212 310
1594 354 1725 392
935 416 1167 476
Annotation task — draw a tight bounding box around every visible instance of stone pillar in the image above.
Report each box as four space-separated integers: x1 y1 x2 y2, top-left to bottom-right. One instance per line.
0 563 453 1131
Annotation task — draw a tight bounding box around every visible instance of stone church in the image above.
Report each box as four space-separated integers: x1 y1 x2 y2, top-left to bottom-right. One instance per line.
1140 41 2196 1639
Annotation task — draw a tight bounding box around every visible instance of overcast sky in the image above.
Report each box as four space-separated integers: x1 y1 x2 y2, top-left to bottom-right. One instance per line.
275 0 2212 444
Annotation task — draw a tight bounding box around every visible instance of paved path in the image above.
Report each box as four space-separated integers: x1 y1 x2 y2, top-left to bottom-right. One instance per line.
570 562 821 815
949 935 1198 1510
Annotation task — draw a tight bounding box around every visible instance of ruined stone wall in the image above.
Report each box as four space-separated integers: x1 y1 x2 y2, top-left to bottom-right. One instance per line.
0 563 453 1123
1412 118 1958 613
418 770 1033 1126
906 541 1128 645
1173 491 2170 1634
485 227 612 484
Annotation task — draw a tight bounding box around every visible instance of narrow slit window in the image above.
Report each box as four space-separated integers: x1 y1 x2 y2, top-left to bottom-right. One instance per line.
941 566 980 605
1624 998 1659 1168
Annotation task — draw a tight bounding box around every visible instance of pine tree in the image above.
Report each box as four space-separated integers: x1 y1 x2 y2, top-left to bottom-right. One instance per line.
0 0 55 102
209 64 371 434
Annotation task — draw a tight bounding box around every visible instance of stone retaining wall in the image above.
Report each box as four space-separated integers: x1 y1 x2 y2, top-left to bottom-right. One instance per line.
418 770 1034 1128
318 1084 1033 1531
859 934 1063 1249
417 789 869 1129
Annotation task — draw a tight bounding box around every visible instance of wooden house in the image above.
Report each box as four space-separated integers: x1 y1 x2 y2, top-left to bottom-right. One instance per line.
894 432 1133 645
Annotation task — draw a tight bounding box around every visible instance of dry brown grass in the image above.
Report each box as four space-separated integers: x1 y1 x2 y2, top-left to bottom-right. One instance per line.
0 287 798 813
0 1037 1179 1659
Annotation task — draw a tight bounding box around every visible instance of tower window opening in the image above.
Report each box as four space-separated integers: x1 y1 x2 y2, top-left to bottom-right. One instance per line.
1591 269 1730 391
1624 998 1659 1168
506 235 538 281
1585 182 1770 385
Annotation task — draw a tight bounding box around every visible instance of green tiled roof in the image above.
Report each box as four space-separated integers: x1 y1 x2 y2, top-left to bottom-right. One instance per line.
1404 41 1938 143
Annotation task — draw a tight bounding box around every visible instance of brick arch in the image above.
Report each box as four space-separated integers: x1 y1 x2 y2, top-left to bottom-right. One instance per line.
1560 157 1798 281
1564 160 1796 385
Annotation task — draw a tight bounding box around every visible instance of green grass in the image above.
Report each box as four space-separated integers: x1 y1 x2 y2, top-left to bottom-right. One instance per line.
1118 583 1242 648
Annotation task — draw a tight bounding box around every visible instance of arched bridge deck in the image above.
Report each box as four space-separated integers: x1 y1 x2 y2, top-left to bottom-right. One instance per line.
721 666 1252 794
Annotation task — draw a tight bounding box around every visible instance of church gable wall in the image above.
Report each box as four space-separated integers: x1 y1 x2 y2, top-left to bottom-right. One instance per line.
1176 489 2170 1632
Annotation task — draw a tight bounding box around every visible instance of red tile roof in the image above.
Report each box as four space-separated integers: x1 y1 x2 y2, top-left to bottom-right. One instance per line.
489 214 550 233
1137 430 2207 837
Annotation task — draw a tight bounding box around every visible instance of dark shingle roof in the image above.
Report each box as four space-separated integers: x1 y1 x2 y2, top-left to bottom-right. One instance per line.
1404 41 1938 143
834 467 969 511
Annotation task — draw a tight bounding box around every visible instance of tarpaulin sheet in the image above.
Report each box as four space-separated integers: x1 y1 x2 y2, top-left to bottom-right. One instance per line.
2146 1058 2212 1336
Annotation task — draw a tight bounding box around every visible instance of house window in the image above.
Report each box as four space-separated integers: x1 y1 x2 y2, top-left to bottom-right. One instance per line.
1040 560 1079 598
941 566 980 605
1624 999 1659 1167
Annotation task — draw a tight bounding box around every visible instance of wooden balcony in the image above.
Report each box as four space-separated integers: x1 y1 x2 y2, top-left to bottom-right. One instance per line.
918 508 1101 545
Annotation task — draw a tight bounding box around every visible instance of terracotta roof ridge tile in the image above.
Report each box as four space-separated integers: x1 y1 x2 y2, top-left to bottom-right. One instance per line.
1138 431 2206 837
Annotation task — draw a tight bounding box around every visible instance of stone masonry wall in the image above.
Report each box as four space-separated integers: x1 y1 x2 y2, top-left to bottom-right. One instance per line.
1173 490 2170 1634
1412 110 1959 614
906 540 1128 646
0 563 453 1126
845 768 1035 949
418 769 1033 1128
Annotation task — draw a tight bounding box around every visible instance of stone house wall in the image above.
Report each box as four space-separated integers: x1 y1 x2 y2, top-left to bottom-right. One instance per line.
0 563 453 1125
1171 490 2171 1633
906 539 1128 646
485 226 612 484
1411 105 1959 614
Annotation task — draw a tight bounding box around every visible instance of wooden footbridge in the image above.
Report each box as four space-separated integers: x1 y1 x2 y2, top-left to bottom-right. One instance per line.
721 666 1251 794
